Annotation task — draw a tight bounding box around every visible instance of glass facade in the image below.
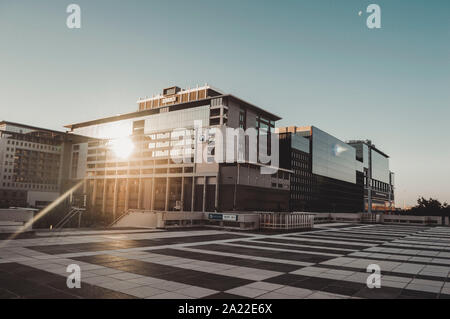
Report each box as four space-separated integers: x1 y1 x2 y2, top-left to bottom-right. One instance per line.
72 105 210 140
144 105 210 134
74 119 133 139
291 133 310 154
371 149 390 184
311 127 356 184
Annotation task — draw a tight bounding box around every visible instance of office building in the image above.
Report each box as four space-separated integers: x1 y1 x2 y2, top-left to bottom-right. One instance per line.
0 121 86 208
64 85 290 220
1 85 394 216
278 126 394 212
347 140 395 212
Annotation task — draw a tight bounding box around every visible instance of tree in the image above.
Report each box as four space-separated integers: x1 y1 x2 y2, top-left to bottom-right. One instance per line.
408 197 450 216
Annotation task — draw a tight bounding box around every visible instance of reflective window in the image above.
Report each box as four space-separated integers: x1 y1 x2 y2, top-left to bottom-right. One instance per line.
311 127 356 184
144 105 210 133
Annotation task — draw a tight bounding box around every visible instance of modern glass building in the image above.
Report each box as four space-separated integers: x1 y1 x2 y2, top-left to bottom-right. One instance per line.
347 140 395 212
277 126 394 213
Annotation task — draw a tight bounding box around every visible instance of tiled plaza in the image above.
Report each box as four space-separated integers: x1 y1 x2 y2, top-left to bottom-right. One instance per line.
0 224 450 299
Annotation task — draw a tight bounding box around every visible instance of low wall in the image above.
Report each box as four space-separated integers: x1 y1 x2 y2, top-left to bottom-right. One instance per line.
111 210 449 229
382 215 443 225
312 212 448 226
205 213 260 230
260 212 314 230
112 210 261 230
0 208 35 233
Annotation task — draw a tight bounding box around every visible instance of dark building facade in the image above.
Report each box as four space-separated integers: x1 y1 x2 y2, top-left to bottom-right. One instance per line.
0 121 88 208
277 126 392 213
347 140 395 212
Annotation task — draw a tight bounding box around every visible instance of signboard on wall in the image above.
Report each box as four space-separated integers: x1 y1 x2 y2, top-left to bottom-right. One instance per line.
223 214 238 221
162 97 176 104
208 213 223 220
208 214 238 221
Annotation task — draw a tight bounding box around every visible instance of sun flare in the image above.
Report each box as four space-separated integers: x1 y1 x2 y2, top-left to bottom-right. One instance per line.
110 137 134 159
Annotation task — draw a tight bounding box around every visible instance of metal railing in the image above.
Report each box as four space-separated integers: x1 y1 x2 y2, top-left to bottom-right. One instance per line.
54 207 84 230
108 210 131 227
260 212 314 230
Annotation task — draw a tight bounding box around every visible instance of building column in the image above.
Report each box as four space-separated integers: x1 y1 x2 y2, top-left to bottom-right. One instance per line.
214 173 219 211
91 179 97 208
102 178 107 215
191 176 195 212
137 178 142 210
150 177 155 211
180 176 185 211
124 178 130 212
165 177 170 211
112 178 118 220
368 150 373 214
202 176 207 213
233 163 240 210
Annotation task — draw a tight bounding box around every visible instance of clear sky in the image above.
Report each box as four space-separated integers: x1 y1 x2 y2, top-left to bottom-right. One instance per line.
0 0 449 207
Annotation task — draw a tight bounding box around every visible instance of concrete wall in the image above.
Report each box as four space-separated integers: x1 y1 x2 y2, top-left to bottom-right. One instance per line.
27 191 59 207
0 208 35 232
0 208 34 222
313 212 448 226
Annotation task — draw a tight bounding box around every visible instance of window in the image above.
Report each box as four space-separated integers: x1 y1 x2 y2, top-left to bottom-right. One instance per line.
239 109 246 129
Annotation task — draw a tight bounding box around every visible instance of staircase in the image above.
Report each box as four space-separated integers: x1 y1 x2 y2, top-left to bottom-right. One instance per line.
110 210 158 228
53 207 84 230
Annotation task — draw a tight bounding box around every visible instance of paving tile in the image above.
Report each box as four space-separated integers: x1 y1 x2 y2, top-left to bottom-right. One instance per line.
97 280 143 291
109 272 144 280
244 282 284 291
353 286 402 299
406 283 442 293
273 286 313 298
89 268 124 276
306 292 347 299
149 281 191 291
2 225 450 299
203 292 247 299
146 292 194 299
410 279 444 287
256 291 299 299
123 285 167 298
83 275 114 285
226 286 268 298
381 280 408 289
176 286 217 298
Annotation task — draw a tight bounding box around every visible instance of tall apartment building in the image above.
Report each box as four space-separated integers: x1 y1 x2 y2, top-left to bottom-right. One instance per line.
277 126 394 212
0 121 86 208
65 85 290 219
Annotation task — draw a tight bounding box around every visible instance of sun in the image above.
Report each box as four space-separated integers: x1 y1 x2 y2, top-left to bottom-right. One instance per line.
109 137 134 159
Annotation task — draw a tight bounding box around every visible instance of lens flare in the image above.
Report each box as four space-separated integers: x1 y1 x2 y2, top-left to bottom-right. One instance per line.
0 179 85 247
110 137 134 159
333 144 347 156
